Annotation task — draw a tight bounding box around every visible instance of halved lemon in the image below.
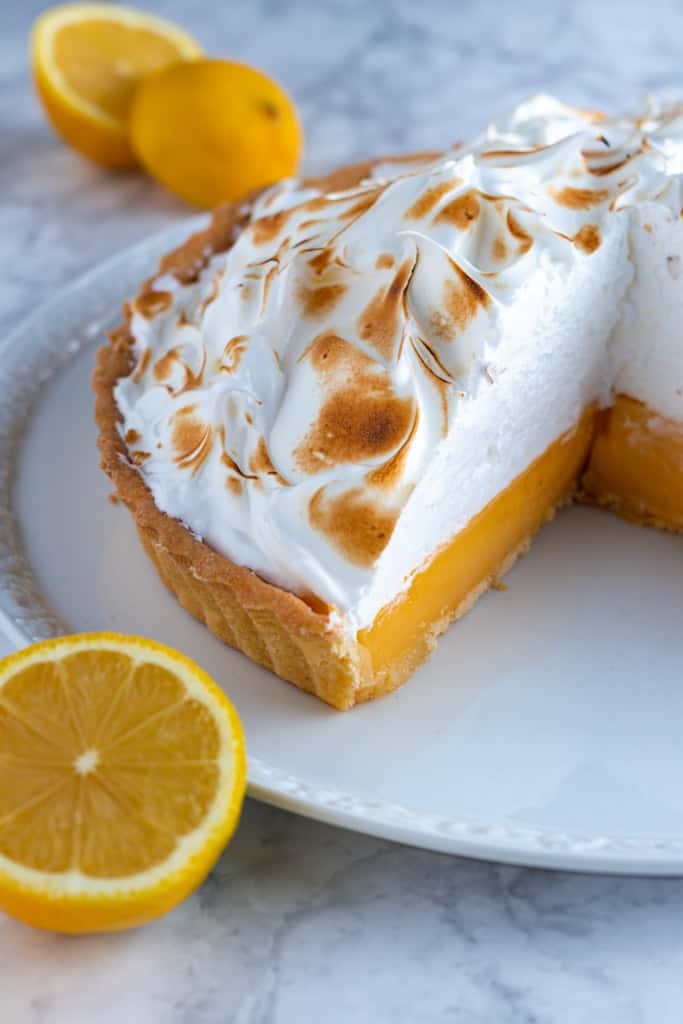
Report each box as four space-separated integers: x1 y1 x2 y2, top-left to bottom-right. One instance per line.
0 633 246 933
31 3 203 168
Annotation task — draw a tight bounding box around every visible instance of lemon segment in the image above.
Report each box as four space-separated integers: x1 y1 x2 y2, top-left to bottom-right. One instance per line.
31 3 203 168
0 633 246 933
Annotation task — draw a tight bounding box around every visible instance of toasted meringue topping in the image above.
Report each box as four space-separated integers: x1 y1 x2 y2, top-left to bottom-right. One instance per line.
115 94 683 621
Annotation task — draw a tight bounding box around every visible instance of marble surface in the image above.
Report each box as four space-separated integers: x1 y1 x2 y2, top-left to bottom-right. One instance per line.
3 0 683 1020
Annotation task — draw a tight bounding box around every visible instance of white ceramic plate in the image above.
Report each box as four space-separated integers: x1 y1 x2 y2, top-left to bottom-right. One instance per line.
2 221 682 875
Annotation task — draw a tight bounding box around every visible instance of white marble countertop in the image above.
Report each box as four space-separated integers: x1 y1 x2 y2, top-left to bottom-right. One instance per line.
3 1 683 1020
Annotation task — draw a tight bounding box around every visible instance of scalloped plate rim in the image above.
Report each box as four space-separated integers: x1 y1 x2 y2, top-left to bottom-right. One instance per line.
1 218 682 876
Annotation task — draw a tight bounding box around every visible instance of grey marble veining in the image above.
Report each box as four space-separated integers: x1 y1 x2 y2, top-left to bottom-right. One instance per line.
4 796 683 1023
3 0 683 1020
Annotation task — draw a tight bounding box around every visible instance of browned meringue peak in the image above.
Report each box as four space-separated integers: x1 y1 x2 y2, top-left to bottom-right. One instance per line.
169 404 213 476
116 149 603 581
461 95 683 232
292 332 417 475
115 93 683 614
308 482 403 570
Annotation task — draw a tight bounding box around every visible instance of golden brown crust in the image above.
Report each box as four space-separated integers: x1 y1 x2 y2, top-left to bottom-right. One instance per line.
97 292 574 709
94 155 440 709
94 329 366 701
575 487 683 534
94 151 675 710
96 259 574 709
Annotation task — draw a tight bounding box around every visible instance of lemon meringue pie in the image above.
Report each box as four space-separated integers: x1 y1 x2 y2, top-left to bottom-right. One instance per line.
95 96 683 710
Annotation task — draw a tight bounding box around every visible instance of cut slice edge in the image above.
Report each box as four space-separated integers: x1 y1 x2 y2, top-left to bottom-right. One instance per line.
0 633 246 933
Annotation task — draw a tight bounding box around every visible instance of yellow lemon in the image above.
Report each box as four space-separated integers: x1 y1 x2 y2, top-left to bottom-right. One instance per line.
31 3 202 168
129 58 303 207
0 633 246 933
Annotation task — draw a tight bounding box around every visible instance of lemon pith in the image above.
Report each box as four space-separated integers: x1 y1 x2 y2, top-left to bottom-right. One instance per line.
31 3 203 168
0 632 246 933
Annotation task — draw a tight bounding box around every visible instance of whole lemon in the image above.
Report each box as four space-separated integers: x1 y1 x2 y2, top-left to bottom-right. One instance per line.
129 58 303 207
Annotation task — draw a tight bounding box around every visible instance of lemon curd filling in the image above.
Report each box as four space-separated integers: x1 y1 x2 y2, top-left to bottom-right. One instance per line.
103 93 683 710
358 407 598 681
583 394 683 531
358 396 683 687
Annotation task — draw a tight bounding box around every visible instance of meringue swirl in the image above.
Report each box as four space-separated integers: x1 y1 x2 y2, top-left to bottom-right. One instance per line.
115 95 683 622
